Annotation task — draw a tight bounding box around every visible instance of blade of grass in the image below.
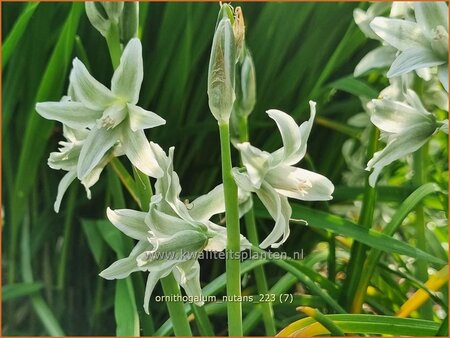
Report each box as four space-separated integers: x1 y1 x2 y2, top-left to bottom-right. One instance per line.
2 2 39 67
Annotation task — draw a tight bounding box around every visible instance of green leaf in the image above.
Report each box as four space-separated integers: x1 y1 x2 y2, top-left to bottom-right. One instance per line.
2 282 43 302
3 2 40 68
115 279 140 336
279 314 439 336
81 219 106 265
329 75 379 98
255 202 446 265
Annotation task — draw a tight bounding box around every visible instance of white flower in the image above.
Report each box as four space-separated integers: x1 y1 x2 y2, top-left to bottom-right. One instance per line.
366 89 448 187
100 143 250 313
36 38 166 183
232 102 334 248
370 2 448 91
49 124 117 213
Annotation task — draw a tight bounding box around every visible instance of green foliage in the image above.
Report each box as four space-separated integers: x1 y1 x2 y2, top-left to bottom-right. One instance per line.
2 2 447 336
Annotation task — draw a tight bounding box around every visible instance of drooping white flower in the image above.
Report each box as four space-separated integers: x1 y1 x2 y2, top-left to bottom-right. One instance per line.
49 124 117 213
36 38 166 184
370 2 448 91
366 89 448 187
232 102 334 248
100 143 250 313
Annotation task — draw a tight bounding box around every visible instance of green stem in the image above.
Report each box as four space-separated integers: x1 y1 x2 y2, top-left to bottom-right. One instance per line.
191 304 215 336
219 121 243 336
104 27 191 333
413 145 431 319
341 126 378 312
105 23 122 69
161 274 193 336
238 115 276 335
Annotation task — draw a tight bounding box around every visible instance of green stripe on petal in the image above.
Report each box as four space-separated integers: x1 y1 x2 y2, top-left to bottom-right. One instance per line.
111 38 143 104
106 207 148 240
36 101 101 129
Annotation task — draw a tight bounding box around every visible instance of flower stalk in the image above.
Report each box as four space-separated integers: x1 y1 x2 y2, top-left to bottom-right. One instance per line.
219 121 243 336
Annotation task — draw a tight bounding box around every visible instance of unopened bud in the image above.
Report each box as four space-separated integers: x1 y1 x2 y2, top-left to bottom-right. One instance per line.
239 49 256 116
208 18 236 123
85 2 124 37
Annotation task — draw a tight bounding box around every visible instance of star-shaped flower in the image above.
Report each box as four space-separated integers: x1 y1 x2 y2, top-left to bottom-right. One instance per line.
100 143 250 313
36 38 165 185
370 2 448 90
232 102 334 248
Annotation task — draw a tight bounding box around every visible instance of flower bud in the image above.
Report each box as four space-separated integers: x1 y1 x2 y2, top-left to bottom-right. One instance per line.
208 18 236 123
85 2 124 37
239 49 256 117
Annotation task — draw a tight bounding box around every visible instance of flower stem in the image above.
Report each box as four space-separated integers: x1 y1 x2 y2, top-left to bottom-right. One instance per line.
413 145 432 319
219 121 243 336
342 126 378 312
106 23 122 69
161 274 193 336
238 115 276 335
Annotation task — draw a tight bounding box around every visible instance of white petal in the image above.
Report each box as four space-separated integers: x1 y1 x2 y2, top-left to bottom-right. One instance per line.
107 207 148 240
257 182 292 249
146 202 198 237
70 58 116 110
387 48 445 78
80 155 110 195
266 109 301 162
354 46 397 76
236 142 271 188
370 98 433 134
189 184 225 221
111 38 143 104
127 104 166 132
414 2 448 37
36 101 101 129
99 240 150 280
77 127 119 179
232 168 257 192
369 17 428 51
174 261 204 306
366 124 437 185
143 269 171 314
121 128 163 178
438 64 449 92
54 171 77 213
265 166 333 201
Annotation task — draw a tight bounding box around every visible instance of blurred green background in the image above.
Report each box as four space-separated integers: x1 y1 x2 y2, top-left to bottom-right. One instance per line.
2 1 447 336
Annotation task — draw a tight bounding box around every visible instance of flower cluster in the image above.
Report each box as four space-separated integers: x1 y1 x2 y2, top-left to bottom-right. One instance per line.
36 38 166 211
100 143 250 313
353 2 448 187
